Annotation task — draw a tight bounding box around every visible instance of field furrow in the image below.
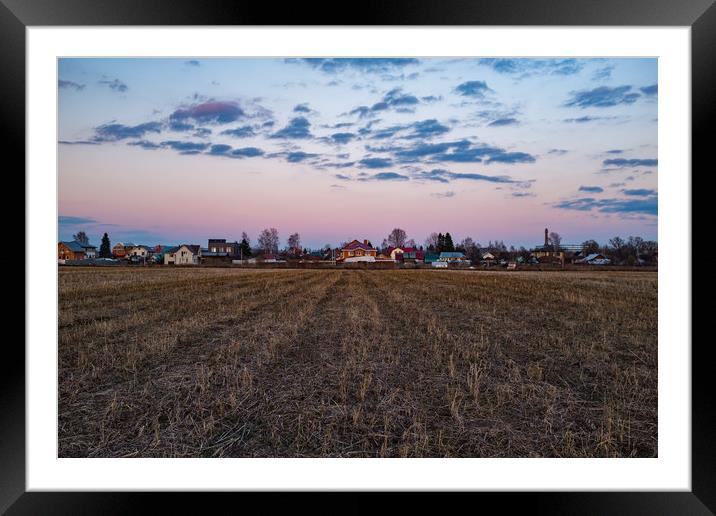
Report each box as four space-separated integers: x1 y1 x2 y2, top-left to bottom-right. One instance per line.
58 267 658 458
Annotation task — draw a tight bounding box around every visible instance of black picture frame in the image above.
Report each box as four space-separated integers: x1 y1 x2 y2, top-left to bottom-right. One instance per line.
4 0 710 512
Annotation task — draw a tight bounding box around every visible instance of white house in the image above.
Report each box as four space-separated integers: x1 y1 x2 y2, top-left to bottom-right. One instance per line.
129 245 150 258
164 245 201 265
577 253 611 265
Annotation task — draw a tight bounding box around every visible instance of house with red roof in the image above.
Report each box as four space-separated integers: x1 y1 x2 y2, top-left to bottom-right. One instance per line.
386 246 424 262
339 239 377 262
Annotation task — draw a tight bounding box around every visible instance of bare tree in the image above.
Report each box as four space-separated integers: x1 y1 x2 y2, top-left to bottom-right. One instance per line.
581 239 600 255
460 237 480 261
73 231 89 245
548 232 562 252
386 228 407 248
405 238 416 248
287 232 301 250
425 232 439 250
258 228 280 254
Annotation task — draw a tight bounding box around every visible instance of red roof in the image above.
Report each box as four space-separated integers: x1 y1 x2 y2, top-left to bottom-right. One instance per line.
342 239 375 251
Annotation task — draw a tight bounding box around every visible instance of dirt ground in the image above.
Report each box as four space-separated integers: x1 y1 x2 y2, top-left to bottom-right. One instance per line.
58 267 657 457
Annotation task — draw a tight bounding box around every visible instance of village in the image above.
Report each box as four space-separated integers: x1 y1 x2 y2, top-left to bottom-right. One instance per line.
58 227 657 269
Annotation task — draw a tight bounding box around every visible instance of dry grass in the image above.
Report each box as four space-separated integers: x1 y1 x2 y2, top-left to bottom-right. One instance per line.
58 267 657 458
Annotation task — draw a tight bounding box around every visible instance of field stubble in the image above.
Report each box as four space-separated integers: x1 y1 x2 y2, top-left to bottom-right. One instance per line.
58 267 657 457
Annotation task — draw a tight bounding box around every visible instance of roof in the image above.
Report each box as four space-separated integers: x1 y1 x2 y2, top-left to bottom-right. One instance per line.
181 245 201 254
165 244 200 255
583 253 607 261
60 241 85 252
439 252 466 258
79 242 96 249
342 239 375 251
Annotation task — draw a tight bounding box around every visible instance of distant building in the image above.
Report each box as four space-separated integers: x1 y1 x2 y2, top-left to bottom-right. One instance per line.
401 248 425 263
385 246 406 261
164 244 201 265
128 245 151 259
576 253 611 265
424 253 439 264
207 238 239 256
388 247 424 262
339 239 377 262
438 251 467 262
112 242 135 259
58 240 96 261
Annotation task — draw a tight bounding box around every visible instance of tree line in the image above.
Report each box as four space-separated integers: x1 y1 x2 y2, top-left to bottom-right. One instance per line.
71 227 658 265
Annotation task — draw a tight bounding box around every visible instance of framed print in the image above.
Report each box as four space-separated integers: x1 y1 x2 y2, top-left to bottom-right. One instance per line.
5 0 711 512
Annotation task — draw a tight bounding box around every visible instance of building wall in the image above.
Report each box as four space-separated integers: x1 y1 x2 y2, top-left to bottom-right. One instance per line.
58 244 84 261
174 246 199 265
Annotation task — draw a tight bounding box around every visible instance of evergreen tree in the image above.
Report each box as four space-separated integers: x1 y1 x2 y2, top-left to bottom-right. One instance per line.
99 233 111 258
444 232 455 252
437 233 445 252
239 238 252 258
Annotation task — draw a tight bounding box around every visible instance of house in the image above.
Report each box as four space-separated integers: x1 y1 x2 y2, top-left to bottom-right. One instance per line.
577 253 611 265
128 245 151 259
339 239 377 262
164 244 201 265
207 238 239 256
401 249 425 263
388 247 424 262
438 251 467 262
285 246 304 258
112 242 135 259
423 253 439 264
58 240 95 261
385 246 405 261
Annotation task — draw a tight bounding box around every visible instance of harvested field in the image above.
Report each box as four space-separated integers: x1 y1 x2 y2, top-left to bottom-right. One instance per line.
58 267 657 458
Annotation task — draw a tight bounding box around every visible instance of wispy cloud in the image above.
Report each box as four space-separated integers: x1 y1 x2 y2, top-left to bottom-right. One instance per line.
270 116 313 139
565 85 640 108
479 58 584 77
287 58 420 74
579 186 604 193
98 78 128 93
171 101 245 125
454 80 491 98
94 121 162 141
553 195 657 216
58 79 85 91
603 158 658 167
431 191 455 198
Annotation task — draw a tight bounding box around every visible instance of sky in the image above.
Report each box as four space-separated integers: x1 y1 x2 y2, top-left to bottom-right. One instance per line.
58 57 657 249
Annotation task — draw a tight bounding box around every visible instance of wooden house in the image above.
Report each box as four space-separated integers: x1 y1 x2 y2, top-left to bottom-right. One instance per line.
58 240 95 261
339 239 377 262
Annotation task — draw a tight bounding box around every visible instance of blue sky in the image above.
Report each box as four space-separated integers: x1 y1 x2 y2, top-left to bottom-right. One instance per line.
58 57 657 248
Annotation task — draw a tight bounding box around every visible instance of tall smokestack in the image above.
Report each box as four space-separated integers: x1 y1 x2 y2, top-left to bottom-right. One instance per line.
544 228 549 247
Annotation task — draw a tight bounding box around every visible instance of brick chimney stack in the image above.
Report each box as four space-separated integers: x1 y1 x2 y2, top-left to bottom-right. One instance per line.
364 239 369 245
544 228 549 247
